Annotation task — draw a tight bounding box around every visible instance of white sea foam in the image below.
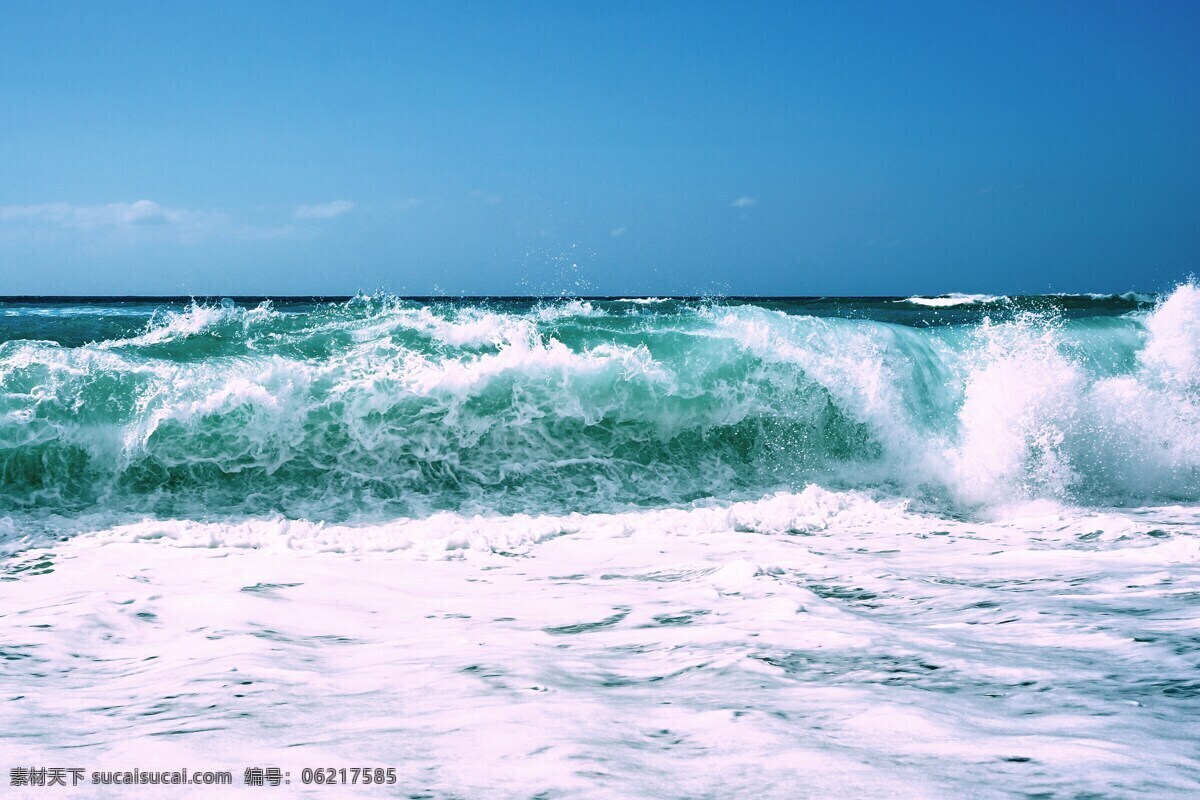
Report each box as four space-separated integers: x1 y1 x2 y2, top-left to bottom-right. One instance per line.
96 300 280 348
4 286 1198 523
2 487 1198 797
534 298 604 320
898 293 1006 307
700 287 1200 506
617 297 670 304
5 289 1200 797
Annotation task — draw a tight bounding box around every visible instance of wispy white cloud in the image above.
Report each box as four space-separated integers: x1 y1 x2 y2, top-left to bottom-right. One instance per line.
395 197 422 211
611 227 627 238
0 200 226 240
294 199 355 219
469 190 502 204
731 196 758 208
0 200 337 245
0 200 218 229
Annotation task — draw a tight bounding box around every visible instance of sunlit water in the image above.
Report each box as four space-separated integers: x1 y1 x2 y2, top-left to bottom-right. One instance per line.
2 290 1197 797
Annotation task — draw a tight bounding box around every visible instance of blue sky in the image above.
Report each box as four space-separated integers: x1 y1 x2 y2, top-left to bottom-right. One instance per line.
1 1 1197 295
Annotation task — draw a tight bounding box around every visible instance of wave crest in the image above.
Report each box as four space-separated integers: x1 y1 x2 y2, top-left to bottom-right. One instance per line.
1 286 1196 519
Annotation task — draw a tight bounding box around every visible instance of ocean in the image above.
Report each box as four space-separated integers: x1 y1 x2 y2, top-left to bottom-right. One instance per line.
2 287 1198 797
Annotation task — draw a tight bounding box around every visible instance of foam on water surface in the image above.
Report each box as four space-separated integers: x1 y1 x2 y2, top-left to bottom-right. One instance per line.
1 289 1197 797
2 490 1198 798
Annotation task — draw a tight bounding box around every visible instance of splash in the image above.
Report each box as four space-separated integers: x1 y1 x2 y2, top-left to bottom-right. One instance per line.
0 287 1195 521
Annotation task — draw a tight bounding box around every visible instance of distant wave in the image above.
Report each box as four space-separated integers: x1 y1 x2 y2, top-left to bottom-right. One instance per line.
1051 291 1158 303
897 293 1007 307
898 291 1157 308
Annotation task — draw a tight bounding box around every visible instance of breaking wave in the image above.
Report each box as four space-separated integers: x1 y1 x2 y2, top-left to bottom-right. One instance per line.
1 286 1196 521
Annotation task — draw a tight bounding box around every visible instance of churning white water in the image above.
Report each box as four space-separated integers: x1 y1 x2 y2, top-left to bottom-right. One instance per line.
2 288 1198 797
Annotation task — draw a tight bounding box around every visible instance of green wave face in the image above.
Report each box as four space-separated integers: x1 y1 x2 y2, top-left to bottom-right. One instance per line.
0 289 1196 520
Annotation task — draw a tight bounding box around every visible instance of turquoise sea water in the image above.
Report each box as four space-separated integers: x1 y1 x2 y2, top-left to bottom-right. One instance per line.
0 290 1191 522
2 288 1198 798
